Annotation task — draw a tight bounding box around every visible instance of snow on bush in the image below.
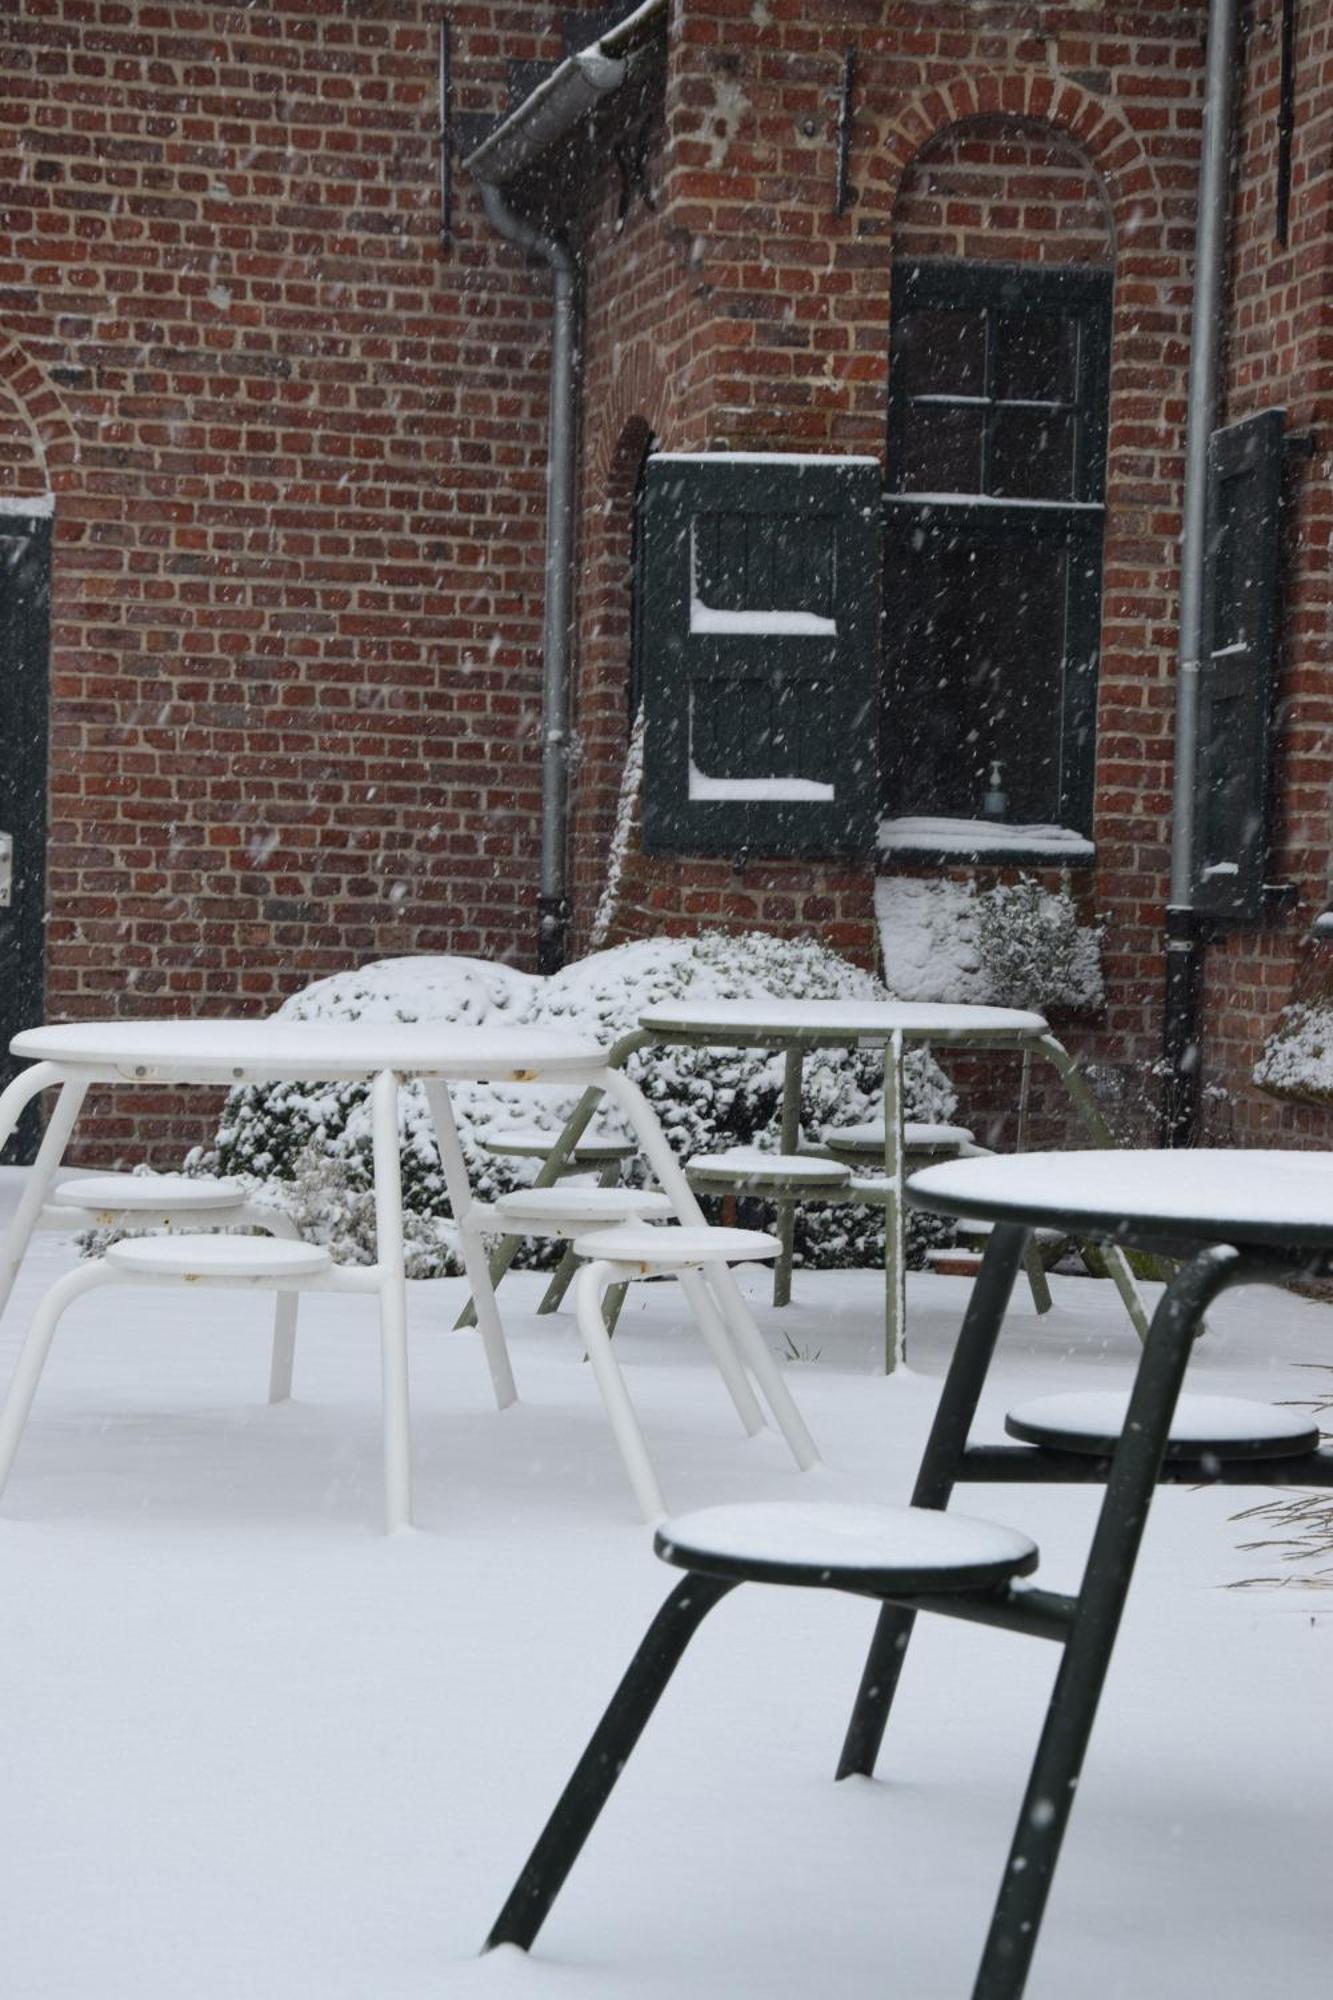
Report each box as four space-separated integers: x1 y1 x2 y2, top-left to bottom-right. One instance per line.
204 935 956 1274
877 875 1103 1011
1253 1002 1333 1103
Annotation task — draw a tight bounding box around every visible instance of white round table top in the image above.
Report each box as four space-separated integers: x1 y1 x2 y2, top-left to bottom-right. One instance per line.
908 1148 1333 1250
638 997 1049 1043
12 1019 611 1085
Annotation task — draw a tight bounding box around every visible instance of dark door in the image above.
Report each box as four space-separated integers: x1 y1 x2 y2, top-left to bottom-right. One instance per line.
0 510 51 1161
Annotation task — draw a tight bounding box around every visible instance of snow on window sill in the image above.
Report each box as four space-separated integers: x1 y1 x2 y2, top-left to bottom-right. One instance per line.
690 764 835 803
689 600 836 637
877 816 1095 864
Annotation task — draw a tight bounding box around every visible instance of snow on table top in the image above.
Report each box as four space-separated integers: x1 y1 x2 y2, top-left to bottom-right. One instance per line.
656 1501 1037 1575
640 997 1049 1039
909 1148 1333 1245
12 1019 610 1083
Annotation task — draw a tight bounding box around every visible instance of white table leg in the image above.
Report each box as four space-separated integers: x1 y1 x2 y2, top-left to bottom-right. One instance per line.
0 1259 117 1499
883 1029 906 1372
0 1067 88 1324
371 1068 414 1533
423 1080 518 1410
573 1259 667 1521
600 1068 820 1470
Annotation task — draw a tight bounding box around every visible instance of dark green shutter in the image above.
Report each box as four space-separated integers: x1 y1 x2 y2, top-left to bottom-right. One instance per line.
1193 409 1285 924
640 454 880 858
0 512 50 1159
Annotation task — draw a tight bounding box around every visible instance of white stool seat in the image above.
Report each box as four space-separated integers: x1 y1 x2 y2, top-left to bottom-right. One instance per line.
687 1150 851 1188
478 1125 633 1161
1005 1390 1321 1460
105 1235 333 1282
655 1501 1039 1592
822 1120 975 1153
495 1187 674 1229
51 1173 250 1212
572 1225 781 1269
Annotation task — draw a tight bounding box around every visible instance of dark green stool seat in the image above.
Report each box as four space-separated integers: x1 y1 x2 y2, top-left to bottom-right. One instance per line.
655 1499 1038 1595
1005 1390 1319 1462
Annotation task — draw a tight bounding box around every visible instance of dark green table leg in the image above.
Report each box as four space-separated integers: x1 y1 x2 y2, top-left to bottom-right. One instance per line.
837 1221 1029 1778
772 1047 804 1308
972 1242 1250 1998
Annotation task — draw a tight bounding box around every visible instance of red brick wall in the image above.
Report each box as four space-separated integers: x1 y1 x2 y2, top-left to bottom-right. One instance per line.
10 0 1332 1162
569 3 1207 1138
0 0 562 1158
1200 0 1333 1143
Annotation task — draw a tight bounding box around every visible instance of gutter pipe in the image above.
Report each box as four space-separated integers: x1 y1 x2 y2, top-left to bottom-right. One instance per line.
477 181 581 974
464 3 666 970
1161 0 1240 1145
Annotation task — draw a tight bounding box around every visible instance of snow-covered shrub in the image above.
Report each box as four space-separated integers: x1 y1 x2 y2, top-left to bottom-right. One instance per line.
878 875 1101 1011
976 877 1103 1011
1254 1002 1333 1103
206 934 957 1273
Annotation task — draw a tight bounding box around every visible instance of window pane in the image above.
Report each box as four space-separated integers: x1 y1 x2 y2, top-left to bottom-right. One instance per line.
895 305 986 397
993 310 1077 403
990 407 1076 501
883 522 1071 824
899 402 984 494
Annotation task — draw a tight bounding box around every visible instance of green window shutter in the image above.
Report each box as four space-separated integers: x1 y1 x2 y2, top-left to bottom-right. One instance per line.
639 454 881 858
1193 409 1286 925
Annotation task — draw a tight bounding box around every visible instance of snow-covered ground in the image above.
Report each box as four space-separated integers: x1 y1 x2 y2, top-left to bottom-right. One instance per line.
0 1166 1328 1999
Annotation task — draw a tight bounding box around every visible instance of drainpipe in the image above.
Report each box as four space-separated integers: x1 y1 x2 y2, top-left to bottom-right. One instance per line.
1161 0 1240 1145
476 182 578 974
465 14 663 970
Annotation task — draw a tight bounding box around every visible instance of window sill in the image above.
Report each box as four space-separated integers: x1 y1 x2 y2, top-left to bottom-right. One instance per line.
878 816 1096 868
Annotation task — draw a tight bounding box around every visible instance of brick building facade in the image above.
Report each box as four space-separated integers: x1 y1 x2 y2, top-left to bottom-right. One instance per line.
1 0 1331 1161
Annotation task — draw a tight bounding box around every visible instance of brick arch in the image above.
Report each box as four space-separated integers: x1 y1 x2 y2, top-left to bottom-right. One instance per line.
0 339 78 488
870 68 1165 257
585 340 672 496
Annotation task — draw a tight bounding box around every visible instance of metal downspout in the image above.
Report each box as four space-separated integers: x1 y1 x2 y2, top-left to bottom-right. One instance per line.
1161 0 1240 1145
478 181 578 973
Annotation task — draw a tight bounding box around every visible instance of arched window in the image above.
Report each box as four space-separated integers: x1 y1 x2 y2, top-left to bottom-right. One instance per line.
882 119 1113 856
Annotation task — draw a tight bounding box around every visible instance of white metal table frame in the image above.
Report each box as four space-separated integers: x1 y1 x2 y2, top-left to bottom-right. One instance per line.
0 1020 792 1530
633 1000 1151 1371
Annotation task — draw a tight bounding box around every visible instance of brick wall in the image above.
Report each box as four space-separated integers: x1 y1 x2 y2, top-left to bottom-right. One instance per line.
6 0 1333 1163
569 1 1208 1141
1201 0 1333 1143
0 0 560 1158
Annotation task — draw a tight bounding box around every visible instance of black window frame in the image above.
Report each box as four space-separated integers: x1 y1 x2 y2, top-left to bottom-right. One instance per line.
881 258 1112 861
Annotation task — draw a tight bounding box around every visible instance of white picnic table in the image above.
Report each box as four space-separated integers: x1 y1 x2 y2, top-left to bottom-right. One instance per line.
0 1018 775 1527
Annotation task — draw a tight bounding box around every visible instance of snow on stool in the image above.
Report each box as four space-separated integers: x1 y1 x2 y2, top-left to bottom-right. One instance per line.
654 1501 1039 1595
1005 1390 1320 1461
562 1224 814 1523
50 1172 250 1218
477 1125 634 1163
493 1186 674 1235
686 1149 851 1193
821 1119 976 1157
104 1234 333 1283
44 1173 308 1407
571 1224 781 1273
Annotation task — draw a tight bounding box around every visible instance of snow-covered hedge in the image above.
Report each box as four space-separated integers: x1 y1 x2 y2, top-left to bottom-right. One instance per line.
1254 1001 1333 1104
204 934 957 1274
876 875 1103 1011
